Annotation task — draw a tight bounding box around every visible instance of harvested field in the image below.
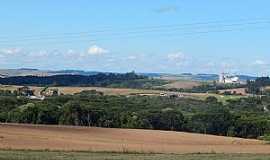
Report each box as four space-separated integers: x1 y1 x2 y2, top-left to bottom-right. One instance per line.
162 80 201 89
218 88 247 95
0 123 270 154
0 85 43 95
0 85 246 102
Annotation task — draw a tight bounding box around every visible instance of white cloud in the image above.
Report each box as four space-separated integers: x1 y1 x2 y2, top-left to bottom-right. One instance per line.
0 48 22 55
167 52 190 68
87 45 109 56
167 52 185 61
253 60 266 65
28 50 49 58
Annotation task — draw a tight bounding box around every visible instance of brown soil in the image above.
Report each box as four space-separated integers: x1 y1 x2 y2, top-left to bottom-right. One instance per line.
0 123 270 154
162 81 201 89
218 88 247 95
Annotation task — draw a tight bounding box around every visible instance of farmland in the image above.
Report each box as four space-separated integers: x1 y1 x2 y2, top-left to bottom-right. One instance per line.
161 80 201 89
0 123 270 154
0 86 265 139
0 85 245 101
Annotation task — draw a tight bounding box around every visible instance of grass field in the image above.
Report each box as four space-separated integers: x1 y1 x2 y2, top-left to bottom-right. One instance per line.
1 150 270 160
1 123 270 154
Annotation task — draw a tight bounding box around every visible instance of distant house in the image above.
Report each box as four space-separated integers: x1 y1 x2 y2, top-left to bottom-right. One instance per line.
41 88 59 97
159 92 168 97
29 95 45 100
160 92 184 98
17 86 34 96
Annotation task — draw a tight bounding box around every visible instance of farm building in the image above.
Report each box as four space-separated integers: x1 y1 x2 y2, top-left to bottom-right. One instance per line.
17 86 34 96
41 88 59 97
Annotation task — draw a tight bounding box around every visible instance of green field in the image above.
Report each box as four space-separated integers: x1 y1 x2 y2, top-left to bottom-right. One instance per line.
1 151 270 160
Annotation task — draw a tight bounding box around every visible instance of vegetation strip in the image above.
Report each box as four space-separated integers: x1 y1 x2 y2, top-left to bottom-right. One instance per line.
2 150 270 160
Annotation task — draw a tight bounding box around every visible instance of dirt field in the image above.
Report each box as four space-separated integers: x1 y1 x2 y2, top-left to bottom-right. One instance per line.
161 80 201 89
0 85 43 95
1 123 270 154
218 88 247 95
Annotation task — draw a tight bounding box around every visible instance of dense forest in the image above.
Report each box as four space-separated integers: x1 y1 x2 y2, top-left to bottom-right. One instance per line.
0 72 148 87
0 89 270 140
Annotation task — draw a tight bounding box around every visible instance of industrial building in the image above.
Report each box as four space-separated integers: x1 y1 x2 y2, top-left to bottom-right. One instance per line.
219 73 240 84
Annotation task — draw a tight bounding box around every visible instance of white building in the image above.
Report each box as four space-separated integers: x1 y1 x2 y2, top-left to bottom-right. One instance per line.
219 73 240 84
0 74 7 78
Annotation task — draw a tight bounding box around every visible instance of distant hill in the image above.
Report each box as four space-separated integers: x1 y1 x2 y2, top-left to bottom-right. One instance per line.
0 69 100 77
0 68 257 82
0 69 49 77
0 72 145 87
147 73 257 82
48 70 100 76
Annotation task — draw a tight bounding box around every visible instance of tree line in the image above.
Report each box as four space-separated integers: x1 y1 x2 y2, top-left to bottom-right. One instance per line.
0 72 146 87
0 90 270 139
246 77 270 95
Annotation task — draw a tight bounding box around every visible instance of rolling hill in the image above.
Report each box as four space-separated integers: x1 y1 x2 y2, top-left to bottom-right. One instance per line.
1 123 270 154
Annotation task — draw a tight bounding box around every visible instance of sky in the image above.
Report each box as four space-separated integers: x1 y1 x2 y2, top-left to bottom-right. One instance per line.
0 0 269 75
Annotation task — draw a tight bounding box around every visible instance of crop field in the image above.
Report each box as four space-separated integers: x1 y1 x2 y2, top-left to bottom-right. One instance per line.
1 123 270 155
161 80 201 89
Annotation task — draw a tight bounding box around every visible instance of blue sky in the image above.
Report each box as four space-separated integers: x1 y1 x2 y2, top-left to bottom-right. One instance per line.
0 0 269 75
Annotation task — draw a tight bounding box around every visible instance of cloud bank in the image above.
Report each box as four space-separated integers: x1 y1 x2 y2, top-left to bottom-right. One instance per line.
87 45 109 56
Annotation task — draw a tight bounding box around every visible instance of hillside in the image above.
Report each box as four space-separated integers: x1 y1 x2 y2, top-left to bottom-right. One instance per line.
0 69 100 77
0 72 146 87
0 69 257 82
156 73 256 82
161 80 201 89
0 123 269 154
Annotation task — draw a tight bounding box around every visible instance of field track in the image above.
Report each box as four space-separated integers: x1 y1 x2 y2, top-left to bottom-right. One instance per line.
1 123 270 154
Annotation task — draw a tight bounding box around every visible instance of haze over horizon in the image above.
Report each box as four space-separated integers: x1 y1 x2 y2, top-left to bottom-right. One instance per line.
0 1 269 76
